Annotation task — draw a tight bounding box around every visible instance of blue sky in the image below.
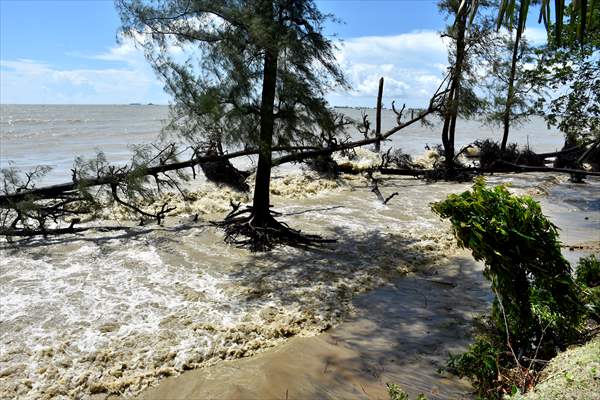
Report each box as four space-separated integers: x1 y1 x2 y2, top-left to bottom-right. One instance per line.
0 0 547 106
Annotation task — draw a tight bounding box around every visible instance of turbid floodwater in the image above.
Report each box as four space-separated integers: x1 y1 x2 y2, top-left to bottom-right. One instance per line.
135 251 489 400
130 175 599 400
0 106 598 399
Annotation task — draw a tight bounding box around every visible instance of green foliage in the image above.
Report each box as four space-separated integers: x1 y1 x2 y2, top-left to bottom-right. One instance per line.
117 0 348 152
432 180 596 398
527 11 600 146
490 0 600 47
432 178 585 349
386 383 427 400
438 0 493 121
474 139 543 169
446 337 504 399
576 254 600 288
480 34 540 130
576 254 600 321
386 383 409 400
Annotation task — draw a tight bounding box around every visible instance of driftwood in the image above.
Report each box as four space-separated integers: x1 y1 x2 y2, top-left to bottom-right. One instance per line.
494 161 600 176
379 164 600 177
370 178 399 205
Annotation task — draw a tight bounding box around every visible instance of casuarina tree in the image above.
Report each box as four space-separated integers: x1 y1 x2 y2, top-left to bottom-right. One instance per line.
117 0 348 251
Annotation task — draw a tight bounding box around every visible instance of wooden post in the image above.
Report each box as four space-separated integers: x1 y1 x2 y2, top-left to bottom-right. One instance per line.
375 77 384 153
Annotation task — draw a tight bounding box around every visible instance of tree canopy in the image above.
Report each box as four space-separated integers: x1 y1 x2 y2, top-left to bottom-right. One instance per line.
117 0 348 152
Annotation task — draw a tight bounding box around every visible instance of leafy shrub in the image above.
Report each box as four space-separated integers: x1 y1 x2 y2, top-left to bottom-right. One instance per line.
386 383 409 400
445 337 504 399
432 178 585 351
303 154 340 178
576 254 600 287
474 139 544 169
576 254 600 321
386 383 427 400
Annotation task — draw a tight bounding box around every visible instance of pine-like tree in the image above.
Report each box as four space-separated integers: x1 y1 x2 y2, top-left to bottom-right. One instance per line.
117 0 348 250
481 33 539 150
438 0 490 174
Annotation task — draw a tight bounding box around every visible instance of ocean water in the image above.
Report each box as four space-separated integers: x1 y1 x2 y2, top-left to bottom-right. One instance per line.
0 105 597 399
0 104 567 185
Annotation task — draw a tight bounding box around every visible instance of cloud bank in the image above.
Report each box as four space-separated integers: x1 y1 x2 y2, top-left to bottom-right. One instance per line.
0 28 547 106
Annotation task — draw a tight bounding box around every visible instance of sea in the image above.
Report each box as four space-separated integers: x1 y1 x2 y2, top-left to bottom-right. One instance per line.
0 104 567 185
0 105 597 399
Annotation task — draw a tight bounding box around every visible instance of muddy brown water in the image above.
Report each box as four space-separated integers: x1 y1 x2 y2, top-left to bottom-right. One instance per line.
1 173 598 399
135 252 488 400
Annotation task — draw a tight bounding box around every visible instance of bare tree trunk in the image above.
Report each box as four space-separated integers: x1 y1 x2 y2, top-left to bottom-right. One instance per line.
442 9 467 173
501 1 526 152
374 77 384 153
444 11 467 170
252 48 278 221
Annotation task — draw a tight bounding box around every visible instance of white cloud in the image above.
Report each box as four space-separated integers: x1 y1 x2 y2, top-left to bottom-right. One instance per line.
329 31 450 107
0 57 167 104
1 29 459 106
522 27 548 46
1 35 169 104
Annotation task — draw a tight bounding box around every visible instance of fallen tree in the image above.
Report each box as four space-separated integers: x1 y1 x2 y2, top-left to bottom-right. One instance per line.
2 73 597 240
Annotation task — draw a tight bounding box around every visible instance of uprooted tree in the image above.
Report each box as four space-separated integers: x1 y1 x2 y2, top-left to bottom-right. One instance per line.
2 0 598 248
117 0 353 250
0 72 449 242
0 0 444 246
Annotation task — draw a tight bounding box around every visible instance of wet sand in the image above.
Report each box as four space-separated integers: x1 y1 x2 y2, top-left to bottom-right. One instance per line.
136 252 489 400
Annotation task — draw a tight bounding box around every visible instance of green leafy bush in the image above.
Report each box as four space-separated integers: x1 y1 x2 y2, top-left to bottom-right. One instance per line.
576 254 600 287
474 139 544 170
386 383 427 400
386 383 409 400
576 254 600 321
432 178 585 351
446 337 504 399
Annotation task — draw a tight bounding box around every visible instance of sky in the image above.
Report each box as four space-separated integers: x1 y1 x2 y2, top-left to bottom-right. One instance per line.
0 0 548 107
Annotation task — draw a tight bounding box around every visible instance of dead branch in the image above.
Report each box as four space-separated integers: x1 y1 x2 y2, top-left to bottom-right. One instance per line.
494 161 600 176
110 183 175 225
357 110 371 139
391 101 406 126
577 139 600 164
369 174 399 205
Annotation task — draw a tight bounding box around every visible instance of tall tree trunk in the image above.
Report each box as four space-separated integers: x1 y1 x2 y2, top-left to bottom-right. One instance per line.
501 1 526 152
252 47 278 220
374 77 384 153
442 9 467 170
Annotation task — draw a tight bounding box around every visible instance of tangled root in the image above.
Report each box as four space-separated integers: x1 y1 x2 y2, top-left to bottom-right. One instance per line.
214 204 334 252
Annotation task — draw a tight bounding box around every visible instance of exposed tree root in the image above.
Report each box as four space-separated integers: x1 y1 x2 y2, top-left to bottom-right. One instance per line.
214 204 334 252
